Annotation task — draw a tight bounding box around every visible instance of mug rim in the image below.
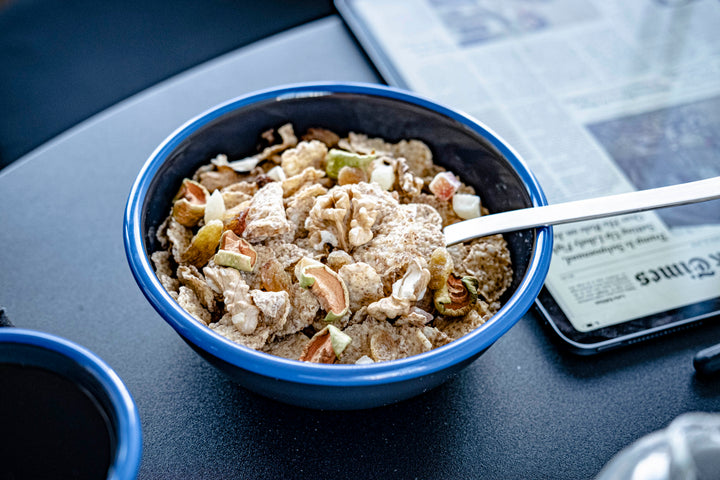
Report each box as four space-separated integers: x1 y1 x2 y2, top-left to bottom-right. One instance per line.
0 328 143 480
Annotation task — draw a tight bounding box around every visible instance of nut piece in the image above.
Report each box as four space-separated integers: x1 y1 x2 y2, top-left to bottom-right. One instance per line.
294 257 350 322
204 190 226 224
299 325 352 363
325 149 376 179
429 171 461 201
172 179 209 226
180 219 224 267
213 230 257 272
434 274 479 316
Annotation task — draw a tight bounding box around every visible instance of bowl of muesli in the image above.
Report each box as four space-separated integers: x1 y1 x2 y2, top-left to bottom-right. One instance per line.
124 82 552 410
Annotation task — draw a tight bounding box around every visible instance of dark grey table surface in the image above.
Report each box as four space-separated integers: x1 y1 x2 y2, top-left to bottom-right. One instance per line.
1 16 719 480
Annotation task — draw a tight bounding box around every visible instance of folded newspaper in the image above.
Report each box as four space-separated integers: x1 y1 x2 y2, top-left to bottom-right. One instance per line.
341 0 720 333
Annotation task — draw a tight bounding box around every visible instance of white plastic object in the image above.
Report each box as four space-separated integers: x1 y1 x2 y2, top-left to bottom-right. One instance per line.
595 412 720 480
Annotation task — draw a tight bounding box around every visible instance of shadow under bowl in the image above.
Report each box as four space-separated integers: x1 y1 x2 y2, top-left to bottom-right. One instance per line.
124 82 552 410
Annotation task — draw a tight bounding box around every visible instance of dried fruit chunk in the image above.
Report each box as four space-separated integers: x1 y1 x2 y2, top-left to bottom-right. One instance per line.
213 230 257 272
260 258 292 292
434 274 479 316
452 193 481 220
428 247 454 290
180 219 224 267
429 171 461 201
325 149 375 179
299 325 352 363
294 257 350 322
172 179 209 227
337 166 367 185
225 208 249 237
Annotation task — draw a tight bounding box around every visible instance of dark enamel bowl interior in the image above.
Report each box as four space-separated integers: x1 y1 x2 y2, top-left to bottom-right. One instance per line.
126 83 551 409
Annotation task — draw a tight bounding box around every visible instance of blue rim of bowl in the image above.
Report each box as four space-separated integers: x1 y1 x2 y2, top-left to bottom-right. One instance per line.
0 328 142 480
124 81 552 387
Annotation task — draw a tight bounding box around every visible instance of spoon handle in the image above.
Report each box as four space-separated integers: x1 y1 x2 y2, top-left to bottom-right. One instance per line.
444 176 720 246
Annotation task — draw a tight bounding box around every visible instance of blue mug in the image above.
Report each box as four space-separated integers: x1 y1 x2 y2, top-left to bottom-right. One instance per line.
0 327 142 479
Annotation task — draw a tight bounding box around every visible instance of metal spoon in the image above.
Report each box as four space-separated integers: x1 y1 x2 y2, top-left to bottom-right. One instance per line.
444 176 720 246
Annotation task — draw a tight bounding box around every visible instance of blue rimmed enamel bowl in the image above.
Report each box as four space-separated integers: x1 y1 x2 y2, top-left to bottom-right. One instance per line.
0 328 142 479
123 82 552 410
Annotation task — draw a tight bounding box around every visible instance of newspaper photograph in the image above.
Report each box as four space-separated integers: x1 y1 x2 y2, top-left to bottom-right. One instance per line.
349 0 720 331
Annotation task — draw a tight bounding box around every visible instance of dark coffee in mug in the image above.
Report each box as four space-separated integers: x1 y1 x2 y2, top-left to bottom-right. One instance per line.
0 363 113 479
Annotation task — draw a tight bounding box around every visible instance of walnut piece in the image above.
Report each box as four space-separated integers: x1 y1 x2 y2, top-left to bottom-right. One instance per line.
305 183 384 252
203 266 259 335
177 264 217 313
